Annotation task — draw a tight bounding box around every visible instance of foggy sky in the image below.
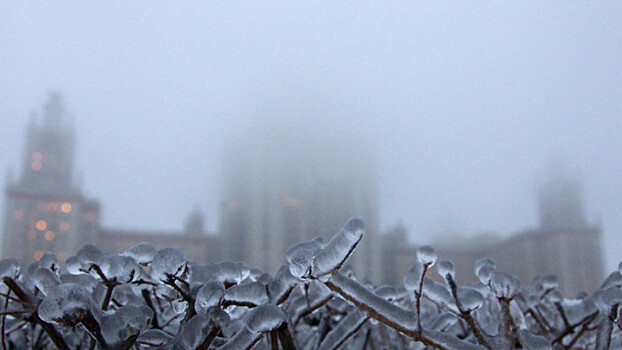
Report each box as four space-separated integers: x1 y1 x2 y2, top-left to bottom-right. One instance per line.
1 2 621 271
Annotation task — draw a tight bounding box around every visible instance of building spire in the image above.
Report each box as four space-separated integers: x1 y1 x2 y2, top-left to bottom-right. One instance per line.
44 91 65 126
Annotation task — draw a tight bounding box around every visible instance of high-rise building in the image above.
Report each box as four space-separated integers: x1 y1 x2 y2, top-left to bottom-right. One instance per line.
220 117 381 281
2 92 100 263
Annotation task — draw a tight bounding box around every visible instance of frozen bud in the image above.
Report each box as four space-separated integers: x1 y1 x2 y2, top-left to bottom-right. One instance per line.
437 260 455 283
312 218 366 281
403 261 425 294
77 245 104 267
474 257 495 276
151 248 187 282
38 283 94 327
457 287 484 312
477 266 495 286
0 258 21 279
422 277 458 313
547 290 563 304
416 245 437 267
99 255 140 284
225 281 268 307
286 238 324 279
491 271 521 299
121 242 156 264
196 281 225 313
38 252 60 274
182 313 212 349
101 305 148 345
541 275 559 293
244 304 286 333
218 261 243 285
33 268 61 295
65 256 82 275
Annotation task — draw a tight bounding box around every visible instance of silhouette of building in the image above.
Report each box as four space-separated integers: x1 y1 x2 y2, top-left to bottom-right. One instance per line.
2 93 220 264
389 173 604 295
2 92 100 263
220 117 381 280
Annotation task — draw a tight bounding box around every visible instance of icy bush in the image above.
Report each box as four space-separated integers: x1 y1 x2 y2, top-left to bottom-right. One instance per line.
0 217 620 349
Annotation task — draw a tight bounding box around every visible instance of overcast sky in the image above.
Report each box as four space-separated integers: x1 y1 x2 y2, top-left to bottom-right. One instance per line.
1 2 621 271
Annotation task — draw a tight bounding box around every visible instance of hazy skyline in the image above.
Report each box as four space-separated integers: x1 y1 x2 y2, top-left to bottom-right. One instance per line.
1 2 621 271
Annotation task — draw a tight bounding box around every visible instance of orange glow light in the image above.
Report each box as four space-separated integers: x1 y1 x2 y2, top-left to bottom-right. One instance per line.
33 251 44 261
44 231 56 241
61 203 72 213
31 161 42 171
35 220 47 231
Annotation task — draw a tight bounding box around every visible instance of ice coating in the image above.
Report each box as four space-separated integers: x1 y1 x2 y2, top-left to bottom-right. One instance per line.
99 254 139 283
416 245 437 266
101 305 148 344
38 283 94 327
38 252 60 273
121 242 157 264
77 244 104 267
33 267 61 295
518 329 551 350
491 271 521 299
474 257 495 275
244 304 286 333
422 277 459 314
317 309 367 350
195 280 225 312
312 218 366 280
181 313 211 348
224 281 268 307
0 258 21 279
540 275 559 293
151 248 187 282
457 287 484 312
403 261 425 294
136 329 174 347
65 255 82 275
286 238 324 279
217 261 243 285
477 265 495 286
437 259 455 282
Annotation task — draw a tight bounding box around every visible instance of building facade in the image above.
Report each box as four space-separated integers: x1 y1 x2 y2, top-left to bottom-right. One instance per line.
2 93 100 263
220 117 382 281
385 174 604 295
1 93 220 265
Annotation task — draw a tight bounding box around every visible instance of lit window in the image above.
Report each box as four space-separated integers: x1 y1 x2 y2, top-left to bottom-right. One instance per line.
59 222 70 232
58 252 68 262
31 161 42 171
32 152 43 161
61 203 72 213
33 251 44 261
26 231 37 240
47 203 58 212
284 197 302 207
35 220 47 231
44 231 56 241
13 210 24 220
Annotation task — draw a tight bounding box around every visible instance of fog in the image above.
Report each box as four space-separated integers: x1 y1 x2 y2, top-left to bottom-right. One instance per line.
1 2 621 270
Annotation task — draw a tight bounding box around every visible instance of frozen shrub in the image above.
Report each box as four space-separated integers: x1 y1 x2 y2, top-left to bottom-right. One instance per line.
0 217 619 349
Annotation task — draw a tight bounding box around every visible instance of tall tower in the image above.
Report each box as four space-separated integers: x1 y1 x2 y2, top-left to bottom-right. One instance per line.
220 116 381 281
2 92 100 263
